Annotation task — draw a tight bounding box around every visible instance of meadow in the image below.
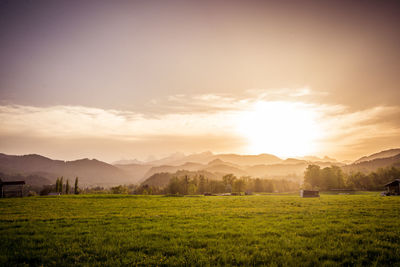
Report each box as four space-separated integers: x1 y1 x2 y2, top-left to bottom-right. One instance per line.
1 193 399 266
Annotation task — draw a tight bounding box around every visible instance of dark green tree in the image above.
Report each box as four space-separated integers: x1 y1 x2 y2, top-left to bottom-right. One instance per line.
304 165 321 189
168 177 181 194
65 179 70 194
331 165 345 189
59 177 64 193
254 178 263 192
74 177 79 194
233 178 246 193
183 175 189 195
197 175 206 194
321 167 336 190
222 174 236 192
55 177 60 192
264 179 275 193
222 174 236 186
111 185 128 194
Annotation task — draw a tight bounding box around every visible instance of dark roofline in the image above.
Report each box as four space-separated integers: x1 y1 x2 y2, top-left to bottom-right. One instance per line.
384 179 400 187
0 180 25 185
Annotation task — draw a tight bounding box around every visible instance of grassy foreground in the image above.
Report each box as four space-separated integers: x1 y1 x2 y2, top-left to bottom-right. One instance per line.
1 193 399 266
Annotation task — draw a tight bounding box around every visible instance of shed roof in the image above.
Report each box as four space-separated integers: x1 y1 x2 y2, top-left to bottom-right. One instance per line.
384 179 400 187
0 179 25 185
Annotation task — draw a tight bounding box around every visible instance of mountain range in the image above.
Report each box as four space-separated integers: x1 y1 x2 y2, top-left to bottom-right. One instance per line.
0 148 399 188
135 151 283 167
352 148 400 164
0 153 130 186
343 152 400 173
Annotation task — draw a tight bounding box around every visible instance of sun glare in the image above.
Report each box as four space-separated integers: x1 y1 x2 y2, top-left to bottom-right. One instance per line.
236 101 321 158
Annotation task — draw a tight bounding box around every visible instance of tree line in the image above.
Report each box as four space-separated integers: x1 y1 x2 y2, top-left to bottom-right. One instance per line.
133 174 299 195
82 174 299 195
304 164 399 191
41 177 80 195
66 165 400 195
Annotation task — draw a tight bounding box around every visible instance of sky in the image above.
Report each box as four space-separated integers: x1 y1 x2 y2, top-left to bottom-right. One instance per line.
0 0 399 162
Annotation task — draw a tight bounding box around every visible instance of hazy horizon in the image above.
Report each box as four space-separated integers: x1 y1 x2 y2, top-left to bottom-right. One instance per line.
1 0 399 163
2 148 398 165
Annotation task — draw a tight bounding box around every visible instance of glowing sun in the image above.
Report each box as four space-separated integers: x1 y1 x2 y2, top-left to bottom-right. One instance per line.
236 101 321 158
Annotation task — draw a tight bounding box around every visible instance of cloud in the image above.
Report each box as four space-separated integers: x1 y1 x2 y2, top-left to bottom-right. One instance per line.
0 103 247 161
144 87 326 115
312 105 400 158
0 87 329 140
0 88 399 161
0 104 240 139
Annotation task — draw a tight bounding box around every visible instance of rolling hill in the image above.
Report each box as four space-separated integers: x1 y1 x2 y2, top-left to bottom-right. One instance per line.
0 153 133 186
353 148 400 164
3 148 398 188
343 153 400 173
142 151 283 166
113 163 153 184
142 162 206 179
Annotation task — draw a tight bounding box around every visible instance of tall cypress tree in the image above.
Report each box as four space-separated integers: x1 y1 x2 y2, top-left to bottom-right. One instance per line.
66 179 70 194
60 177 64 193
74 177 79 194
55 177 60 192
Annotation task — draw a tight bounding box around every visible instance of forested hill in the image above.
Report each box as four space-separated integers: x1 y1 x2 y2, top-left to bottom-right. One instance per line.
343 153 400 173
353 148 400 164
0 153 132 186
2 148 399 188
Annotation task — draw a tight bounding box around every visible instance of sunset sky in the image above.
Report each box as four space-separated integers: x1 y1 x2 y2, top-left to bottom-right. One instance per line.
1 0 399 162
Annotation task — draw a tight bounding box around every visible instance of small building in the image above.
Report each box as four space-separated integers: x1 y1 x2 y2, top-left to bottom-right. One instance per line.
0 179 25 197
300 190 319 198
384 179 400 195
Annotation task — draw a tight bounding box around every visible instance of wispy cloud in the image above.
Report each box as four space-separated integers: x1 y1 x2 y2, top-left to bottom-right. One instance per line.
316 105 400 158
0 104 240 139
0 88 399 161
144 87 325 114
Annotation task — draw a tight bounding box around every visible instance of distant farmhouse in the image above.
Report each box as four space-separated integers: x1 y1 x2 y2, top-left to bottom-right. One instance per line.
0 178 25 197
384 179 400 196
300 190 319 197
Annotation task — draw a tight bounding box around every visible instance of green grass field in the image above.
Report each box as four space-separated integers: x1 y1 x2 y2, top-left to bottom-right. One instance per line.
1 193 399 266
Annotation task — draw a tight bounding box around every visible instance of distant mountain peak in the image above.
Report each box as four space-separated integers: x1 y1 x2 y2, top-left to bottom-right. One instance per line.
113 158 143 165
207 158 226 165
295 155 338 163
0 152 133 186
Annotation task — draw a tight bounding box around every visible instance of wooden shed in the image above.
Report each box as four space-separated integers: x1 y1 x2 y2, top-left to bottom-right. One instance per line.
0 179 25 197
300 190 319 198
384 179 400 195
